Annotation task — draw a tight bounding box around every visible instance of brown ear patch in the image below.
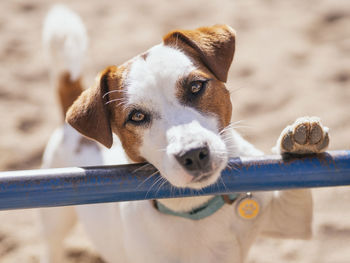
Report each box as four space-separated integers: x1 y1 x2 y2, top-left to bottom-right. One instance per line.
66 63 146 162
66 67 116 148
163 25 236 83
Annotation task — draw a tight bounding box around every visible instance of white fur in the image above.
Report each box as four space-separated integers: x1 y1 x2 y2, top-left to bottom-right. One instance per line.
40 6 313 263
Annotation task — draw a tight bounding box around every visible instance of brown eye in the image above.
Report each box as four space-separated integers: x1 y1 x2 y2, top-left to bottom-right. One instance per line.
190 81 204 94
131 111 145 122
127 109 151 126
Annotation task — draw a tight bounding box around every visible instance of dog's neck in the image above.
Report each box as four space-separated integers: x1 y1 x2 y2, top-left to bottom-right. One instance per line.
156 195 214 213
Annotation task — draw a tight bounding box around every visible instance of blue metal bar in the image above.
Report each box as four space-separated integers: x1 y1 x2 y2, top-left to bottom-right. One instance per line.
0 150 349 210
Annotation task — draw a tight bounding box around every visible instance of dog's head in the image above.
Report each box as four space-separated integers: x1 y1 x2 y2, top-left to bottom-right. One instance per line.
67 25 235 189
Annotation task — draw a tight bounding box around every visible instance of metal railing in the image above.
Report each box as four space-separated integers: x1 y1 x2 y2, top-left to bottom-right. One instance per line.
0 150 349 210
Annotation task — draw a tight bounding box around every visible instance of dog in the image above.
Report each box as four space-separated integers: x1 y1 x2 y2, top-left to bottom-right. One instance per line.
40 5 330 263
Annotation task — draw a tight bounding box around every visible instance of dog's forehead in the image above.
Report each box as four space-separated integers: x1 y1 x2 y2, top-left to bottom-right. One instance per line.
125 44 195 105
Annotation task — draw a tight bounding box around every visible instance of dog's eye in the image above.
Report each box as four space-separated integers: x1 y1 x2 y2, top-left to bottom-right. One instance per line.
190 80 205 94
127 110 150 126
189 80 209 96
131 111 145 122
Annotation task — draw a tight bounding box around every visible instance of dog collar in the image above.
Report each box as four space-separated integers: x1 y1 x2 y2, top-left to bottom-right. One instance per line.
152 194 239 220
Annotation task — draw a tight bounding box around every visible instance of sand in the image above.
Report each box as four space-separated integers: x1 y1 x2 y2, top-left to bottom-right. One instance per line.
0 0 349 262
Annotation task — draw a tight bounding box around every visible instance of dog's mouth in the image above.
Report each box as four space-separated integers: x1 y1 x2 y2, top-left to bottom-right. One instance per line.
186 159 226 189
154 155 226 190
191 172 214 183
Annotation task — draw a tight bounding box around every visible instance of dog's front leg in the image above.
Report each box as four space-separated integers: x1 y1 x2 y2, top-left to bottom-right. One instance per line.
262 117 329 239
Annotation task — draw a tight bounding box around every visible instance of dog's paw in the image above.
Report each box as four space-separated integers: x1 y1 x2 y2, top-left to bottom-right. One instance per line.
274 117 329 155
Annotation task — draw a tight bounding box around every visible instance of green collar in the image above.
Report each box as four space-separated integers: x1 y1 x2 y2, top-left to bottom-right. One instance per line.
153 194 239 220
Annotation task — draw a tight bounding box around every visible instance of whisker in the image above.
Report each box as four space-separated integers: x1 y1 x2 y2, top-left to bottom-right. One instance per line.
222 120 245 127
226 163 235 170
105 98 126 105
102 89 125 99
230 125 254 130
229 86 245 94
132 163 152 174
219 176 228 192
219 120 253 135
155 179 168 196
145 175 164 198
227 162 239 171
137 170 160 189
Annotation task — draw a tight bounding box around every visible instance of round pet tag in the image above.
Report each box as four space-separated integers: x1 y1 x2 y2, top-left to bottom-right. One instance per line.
236 193 260 220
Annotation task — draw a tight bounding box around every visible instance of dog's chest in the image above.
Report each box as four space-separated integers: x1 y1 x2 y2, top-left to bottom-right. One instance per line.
119 201 237 262
77 192 272 263
119 196 271 263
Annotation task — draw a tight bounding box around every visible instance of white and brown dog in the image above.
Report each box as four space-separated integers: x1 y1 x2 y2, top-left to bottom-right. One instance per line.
40 5 330 263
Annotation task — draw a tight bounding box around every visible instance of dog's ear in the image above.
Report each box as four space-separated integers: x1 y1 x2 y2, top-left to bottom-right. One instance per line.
163 25 236 83
66 66 117 148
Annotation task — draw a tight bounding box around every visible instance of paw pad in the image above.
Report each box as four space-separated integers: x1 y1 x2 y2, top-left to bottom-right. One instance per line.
294 124 308 145
278 117 329 154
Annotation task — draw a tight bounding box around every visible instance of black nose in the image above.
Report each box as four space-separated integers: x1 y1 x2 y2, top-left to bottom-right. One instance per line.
175 146 210 173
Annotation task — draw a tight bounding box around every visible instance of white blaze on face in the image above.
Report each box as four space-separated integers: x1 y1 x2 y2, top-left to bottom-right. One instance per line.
125 44 228 189
126 44 194 104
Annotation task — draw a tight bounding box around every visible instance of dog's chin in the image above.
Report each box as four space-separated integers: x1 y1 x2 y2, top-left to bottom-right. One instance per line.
186 170 222 190
160 160 227 190
188 156 228 189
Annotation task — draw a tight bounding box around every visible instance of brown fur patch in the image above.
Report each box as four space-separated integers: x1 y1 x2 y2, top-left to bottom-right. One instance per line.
105 66 146 163
176 68 232 130
140 51 149 61
66 64 145 162
57 71 84 118
163 25 236 83
164 25 234 130
66 67 114 148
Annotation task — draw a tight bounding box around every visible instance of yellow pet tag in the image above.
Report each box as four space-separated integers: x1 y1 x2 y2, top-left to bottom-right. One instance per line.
236 193 260 220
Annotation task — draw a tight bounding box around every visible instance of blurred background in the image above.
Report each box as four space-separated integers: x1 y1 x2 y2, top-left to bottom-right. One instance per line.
0 0 349 262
